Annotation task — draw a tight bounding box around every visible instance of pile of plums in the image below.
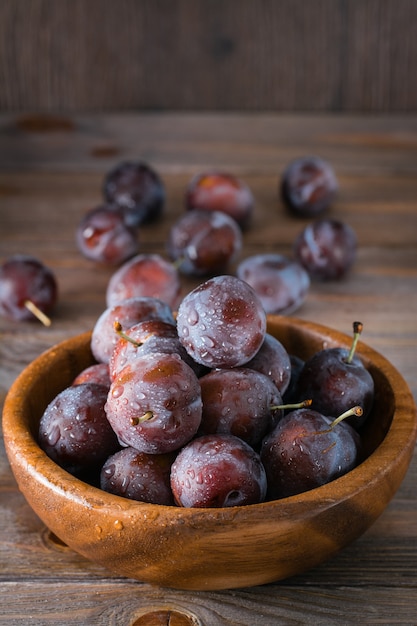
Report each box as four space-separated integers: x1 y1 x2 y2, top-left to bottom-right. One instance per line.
2 156 367 508
74 156 358 317
37 276 374 508
0 156 357 326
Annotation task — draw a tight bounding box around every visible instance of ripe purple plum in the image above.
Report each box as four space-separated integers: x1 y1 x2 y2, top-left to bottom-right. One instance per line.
0 254 58 325
282 354 305 404
75 204 139 266
293 218 357 280
236 254 310 315
109 319 178 379
72 363 111 389
261 406 362 499
170 433 267 508
106 253 181 309
100 447 175 505
176 275 266 368
105 352 202 454
198 368 284 448
185 172 254 229
167 208 242 276
38 383 120 477
103 160 165 225
296 322 374 429
280 156 338 217
109 319 205 381
91 296 175 364
244 332 292 395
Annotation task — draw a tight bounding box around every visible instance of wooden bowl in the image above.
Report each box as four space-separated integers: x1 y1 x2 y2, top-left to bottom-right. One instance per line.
3 316 416 591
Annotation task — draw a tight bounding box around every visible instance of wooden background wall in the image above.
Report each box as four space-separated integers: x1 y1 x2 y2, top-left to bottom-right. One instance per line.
1 0 417 113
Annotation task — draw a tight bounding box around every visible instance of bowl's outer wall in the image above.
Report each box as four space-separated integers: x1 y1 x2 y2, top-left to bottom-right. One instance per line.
3 318 417 590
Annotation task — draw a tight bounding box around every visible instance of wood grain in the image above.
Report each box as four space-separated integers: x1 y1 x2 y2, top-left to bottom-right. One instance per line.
1 112 417 622
1 0 417 113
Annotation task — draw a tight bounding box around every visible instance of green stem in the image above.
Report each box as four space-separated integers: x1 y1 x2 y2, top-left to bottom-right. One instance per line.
270 399 312 411
329 406 363 429
113 321 142 347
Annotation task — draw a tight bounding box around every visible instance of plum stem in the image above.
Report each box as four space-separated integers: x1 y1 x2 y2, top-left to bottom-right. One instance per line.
270 399 312 411
129 411 154 426
113 321 142 347
138 411 154 423
346 321 363 364
329 406 363 429
24 300 51 326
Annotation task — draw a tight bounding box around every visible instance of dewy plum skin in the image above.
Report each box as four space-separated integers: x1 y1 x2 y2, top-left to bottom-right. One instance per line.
176 275 267 368
0 254 58 325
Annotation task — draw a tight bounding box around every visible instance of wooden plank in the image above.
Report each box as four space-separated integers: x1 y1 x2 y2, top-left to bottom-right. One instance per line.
1 580 417 625
1 112 417 624
1 1 417 112
2 112 417 173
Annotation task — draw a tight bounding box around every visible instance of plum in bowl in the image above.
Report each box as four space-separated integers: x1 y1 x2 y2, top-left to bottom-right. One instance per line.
2 316 416 591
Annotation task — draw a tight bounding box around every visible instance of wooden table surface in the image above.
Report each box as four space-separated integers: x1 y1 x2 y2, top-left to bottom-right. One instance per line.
1 112 417 625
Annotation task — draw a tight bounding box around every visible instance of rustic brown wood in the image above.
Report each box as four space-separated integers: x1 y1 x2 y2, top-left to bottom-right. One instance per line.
1 111 417 622
2 0 417 113
3 320 414 590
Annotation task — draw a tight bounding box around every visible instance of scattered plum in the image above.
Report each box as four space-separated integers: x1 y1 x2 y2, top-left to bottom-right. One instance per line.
103 160 165 225
280 156 338 217
75 204 139 266
0 254 57 325
185 171 254 229
105 253 181 309
236 253 310 315
167 208 242 276
293 218 357 280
